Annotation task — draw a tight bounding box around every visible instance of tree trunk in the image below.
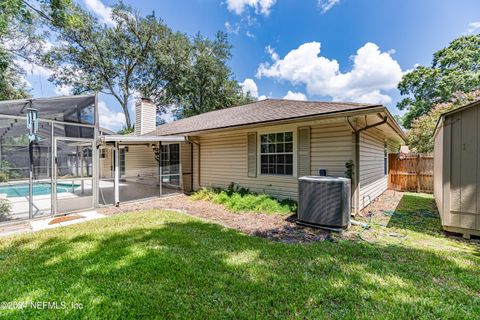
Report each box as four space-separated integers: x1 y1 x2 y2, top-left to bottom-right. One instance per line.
122 100 132 129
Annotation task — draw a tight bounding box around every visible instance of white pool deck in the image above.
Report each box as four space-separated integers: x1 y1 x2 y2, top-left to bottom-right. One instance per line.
0 210 106 237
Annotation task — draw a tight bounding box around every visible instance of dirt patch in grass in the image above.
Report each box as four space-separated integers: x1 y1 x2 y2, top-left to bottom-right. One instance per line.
98 195 334 243
48 215 83 225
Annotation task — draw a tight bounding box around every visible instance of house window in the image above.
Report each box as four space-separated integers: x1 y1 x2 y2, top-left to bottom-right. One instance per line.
260 132 293 175
384 142 388 175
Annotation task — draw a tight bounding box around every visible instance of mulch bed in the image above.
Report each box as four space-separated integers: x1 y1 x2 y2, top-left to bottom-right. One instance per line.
98 195 337 243
97 191 407 243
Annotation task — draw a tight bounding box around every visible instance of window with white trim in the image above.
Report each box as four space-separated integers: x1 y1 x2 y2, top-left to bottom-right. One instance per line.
260 132 293 175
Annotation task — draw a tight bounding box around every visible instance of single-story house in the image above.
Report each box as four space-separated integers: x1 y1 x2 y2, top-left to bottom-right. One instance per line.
434 99 480 238
147 98 406 213
0 95 405 222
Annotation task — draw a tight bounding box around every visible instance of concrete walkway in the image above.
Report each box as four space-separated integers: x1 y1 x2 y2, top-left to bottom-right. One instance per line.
0 211 106 237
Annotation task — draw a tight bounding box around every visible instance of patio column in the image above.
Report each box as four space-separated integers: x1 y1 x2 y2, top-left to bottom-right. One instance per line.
159 142 162 197
114 142 119 206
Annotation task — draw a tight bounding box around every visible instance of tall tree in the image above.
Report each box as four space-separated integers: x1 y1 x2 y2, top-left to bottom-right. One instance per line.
397 35 480 128
0 0 73 100
0 0 34 99
43 4 185 129
166 32 254 119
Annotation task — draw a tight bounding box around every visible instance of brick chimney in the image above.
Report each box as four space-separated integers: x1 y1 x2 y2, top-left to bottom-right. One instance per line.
134 98 156 135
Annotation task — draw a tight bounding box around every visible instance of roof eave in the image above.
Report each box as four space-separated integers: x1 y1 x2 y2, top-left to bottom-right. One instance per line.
153 104 387 136
101 135 186 143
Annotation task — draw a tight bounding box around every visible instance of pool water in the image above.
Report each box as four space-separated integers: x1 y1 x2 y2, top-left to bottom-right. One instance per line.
0 183 79 198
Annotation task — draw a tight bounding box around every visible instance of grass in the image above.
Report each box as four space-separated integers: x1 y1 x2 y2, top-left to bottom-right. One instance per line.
191 186 297 214
388 193 442 236
0 194 479 319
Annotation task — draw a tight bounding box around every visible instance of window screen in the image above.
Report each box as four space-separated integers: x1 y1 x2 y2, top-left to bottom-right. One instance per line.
260 132 293 175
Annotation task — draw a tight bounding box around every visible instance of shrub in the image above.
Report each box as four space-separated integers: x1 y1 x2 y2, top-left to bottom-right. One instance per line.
0 198 12 219
191 183 297 215
0 172 8 183
190 188 215 201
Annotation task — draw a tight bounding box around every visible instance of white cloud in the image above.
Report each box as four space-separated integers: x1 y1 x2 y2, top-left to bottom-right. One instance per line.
83 0 115 25
265 45 279 61
246 30 255 38
258 95 267 100
318 0 340 13
98 100 126 131
283 91 307 101
225 21 240 34
467 21 480 34
240 78 259 98
257 42 403 104
226 0 276 16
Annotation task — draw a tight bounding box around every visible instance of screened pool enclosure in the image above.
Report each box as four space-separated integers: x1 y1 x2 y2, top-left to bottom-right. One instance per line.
0 95 188 224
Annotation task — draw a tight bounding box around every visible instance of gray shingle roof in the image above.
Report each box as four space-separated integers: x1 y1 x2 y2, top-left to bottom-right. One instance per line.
149 99 381 136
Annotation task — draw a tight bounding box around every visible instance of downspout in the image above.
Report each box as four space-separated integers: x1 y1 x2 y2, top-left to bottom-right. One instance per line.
186 137 200 189
346 114 388 215
189 141 193 193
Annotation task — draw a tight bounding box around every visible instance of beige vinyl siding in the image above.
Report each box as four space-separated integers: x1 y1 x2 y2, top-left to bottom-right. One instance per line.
99 148 113 179
310 122 353 177
124 145 158 184
359 128 399 210
196 119 354 200
199 131 297 199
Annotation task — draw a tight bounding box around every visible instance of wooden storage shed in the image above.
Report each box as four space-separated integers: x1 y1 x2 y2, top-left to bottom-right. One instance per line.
433 99 480 238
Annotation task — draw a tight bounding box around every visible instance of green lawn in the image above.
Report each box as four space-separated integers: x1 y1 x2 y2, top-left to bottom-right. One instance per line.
0 195 479 319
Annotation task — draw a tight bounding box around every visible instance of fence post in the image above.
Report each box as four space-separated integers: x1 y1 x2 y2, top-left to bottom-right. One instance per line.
416 155 421 193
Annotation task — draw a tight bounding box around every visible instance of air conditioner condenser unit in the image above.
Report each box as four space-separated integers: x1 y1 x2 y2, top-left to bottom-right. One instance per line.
297 176 351 230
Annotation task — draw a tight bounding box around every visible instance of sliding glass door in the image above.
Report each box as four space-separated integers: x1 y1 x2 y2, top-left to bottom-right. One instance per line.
160 143 181 195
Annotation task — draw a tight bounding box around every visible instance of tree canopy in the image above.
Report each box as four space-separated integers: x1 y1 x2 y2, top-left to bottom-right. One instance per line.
0 0 251 129
40 3 251 128
0 0 74 100
0 0 34 99
168 32 254 119
397 35 480 128
407 90 480 153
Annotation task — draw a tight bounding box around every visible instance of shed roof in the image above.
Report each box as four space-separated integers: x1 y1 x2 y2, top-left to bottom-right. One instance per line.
433 99 480 137
149 99 395 136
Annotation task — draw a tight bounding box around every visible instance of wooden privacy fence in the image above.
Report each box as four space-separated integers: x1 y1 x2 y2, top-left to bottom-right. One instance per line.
388 153 434 193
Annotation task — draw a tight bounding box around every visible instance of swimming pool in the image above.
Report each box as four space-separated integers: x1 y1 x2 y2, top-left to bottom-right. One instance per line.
0 183 79 198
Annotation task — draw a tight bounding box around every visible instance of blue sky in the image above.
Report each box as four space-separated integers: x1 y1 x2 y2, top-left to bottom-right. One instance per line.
21 0 480 131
